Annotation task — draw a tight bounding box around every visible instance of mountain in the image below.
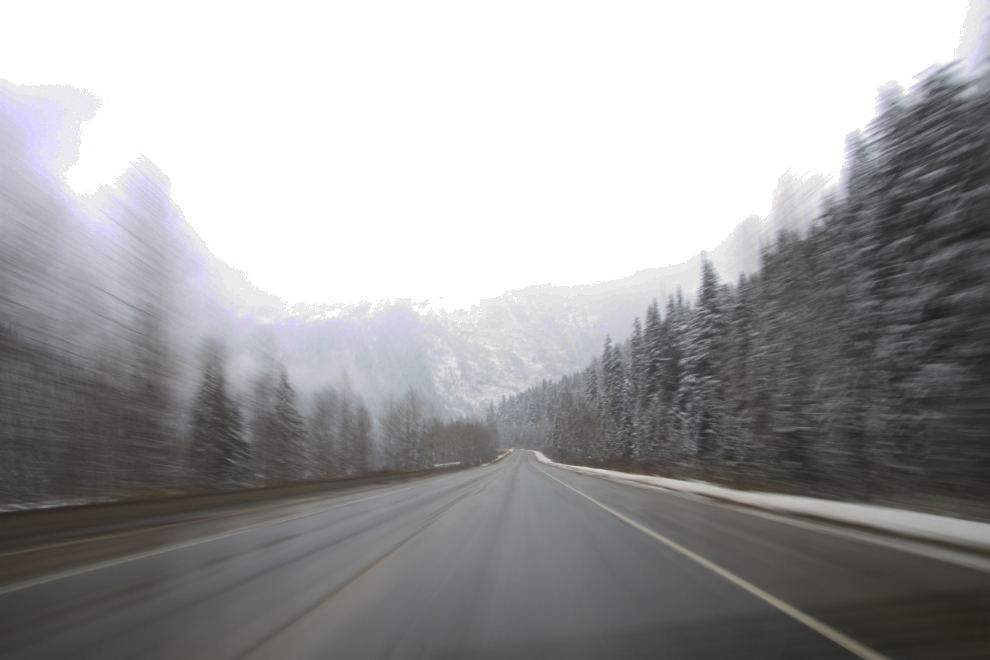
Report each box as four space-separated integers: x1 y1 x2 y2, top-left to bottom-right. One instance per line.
0 78 827 422
236 174 826 418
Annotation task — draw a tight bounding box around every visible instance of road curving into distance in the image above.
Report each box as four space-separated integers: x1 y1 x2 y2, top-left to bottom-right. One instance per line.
1 449 987 659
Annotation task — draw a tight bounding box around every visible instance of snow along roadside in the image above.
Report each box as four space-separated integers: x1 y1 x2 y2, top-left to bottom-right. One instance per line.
482 449 513 467
0 455 516 513
532 451 990 555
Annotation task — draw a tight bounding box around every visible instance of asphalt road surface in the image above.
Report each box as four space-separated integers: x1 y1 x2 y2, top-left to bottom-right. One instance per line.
1 450 988 659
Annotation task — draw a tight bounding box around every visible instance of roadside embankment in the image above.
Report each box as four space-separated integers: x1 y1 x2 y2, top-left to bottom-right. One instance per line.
0 463 475 554
533 451 990 556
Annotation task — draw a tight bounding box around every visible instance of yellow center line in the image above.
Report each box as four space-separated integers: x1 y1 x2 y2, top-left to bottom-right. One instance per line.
537 465 891 660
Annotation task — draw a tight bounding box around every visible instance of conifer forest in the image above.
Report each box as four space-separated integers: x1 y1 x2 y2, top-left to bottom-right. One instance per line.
10 6 990 659
0 86 497 507
4 52 990 518
497 59 990 511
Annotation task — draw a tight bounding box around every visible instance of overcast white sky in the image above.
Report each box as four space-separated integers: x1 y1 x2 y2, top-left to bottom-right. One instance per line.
0 1 972 310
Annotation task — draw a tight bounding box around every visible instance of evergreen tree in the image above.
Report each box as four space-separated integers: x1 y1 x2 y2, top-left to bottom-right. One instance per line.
601 336 634 461
629 317 650 457
684 258 726 463
642 300 663 402
661 292 688 462
584 359 600 410
477 54 990 506
721 274 757 466
269 367 306 483
354 401 372 474
308 385 341 479
629 317 644 404
189 340 250 489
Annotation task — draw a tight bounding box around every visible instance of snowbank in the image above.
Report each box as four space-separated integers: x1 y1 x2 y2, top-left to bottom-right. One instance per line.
532 451 990 554
0 496 119 513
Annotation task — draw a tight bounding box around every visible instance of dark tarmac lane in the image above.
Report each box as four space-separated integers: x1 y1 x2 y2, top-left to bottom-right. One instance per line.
1 450 989 659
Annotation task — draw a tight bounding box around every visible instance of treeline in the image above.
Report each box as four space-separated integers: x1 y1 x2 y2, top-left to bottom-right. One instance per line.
497 59 990 506
189 344 498 490
0 85 496 507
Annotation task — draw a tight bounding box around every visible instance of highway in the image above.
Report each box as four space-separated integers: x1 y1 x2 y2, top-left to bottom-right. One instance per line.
0 450 988 659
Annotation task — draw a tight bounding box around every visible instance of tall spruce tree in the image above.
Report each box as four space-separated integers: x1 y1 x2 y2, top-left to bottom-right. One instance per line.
662 291 688 462
685 258 726 462
270 367 306 483
189 340 250 489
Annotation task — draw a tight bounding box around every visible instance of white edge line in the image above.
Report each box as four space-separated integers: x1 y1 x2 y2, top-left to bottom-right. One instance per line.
541 455 990 575
537 465 891 660
0 481 426 597
659 485 990 575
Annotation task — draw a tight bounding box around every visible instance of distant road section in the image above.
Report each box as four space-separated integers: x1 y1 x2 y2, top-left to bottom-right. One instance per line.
1 450 987 659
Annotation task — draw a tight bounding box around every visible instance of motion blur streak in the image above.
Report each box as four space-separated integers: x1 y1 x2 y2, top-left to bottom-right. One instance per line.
2 451 988 659
499 53 990 518
5 5 990 658
0 479 428 597
0 82 498 511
